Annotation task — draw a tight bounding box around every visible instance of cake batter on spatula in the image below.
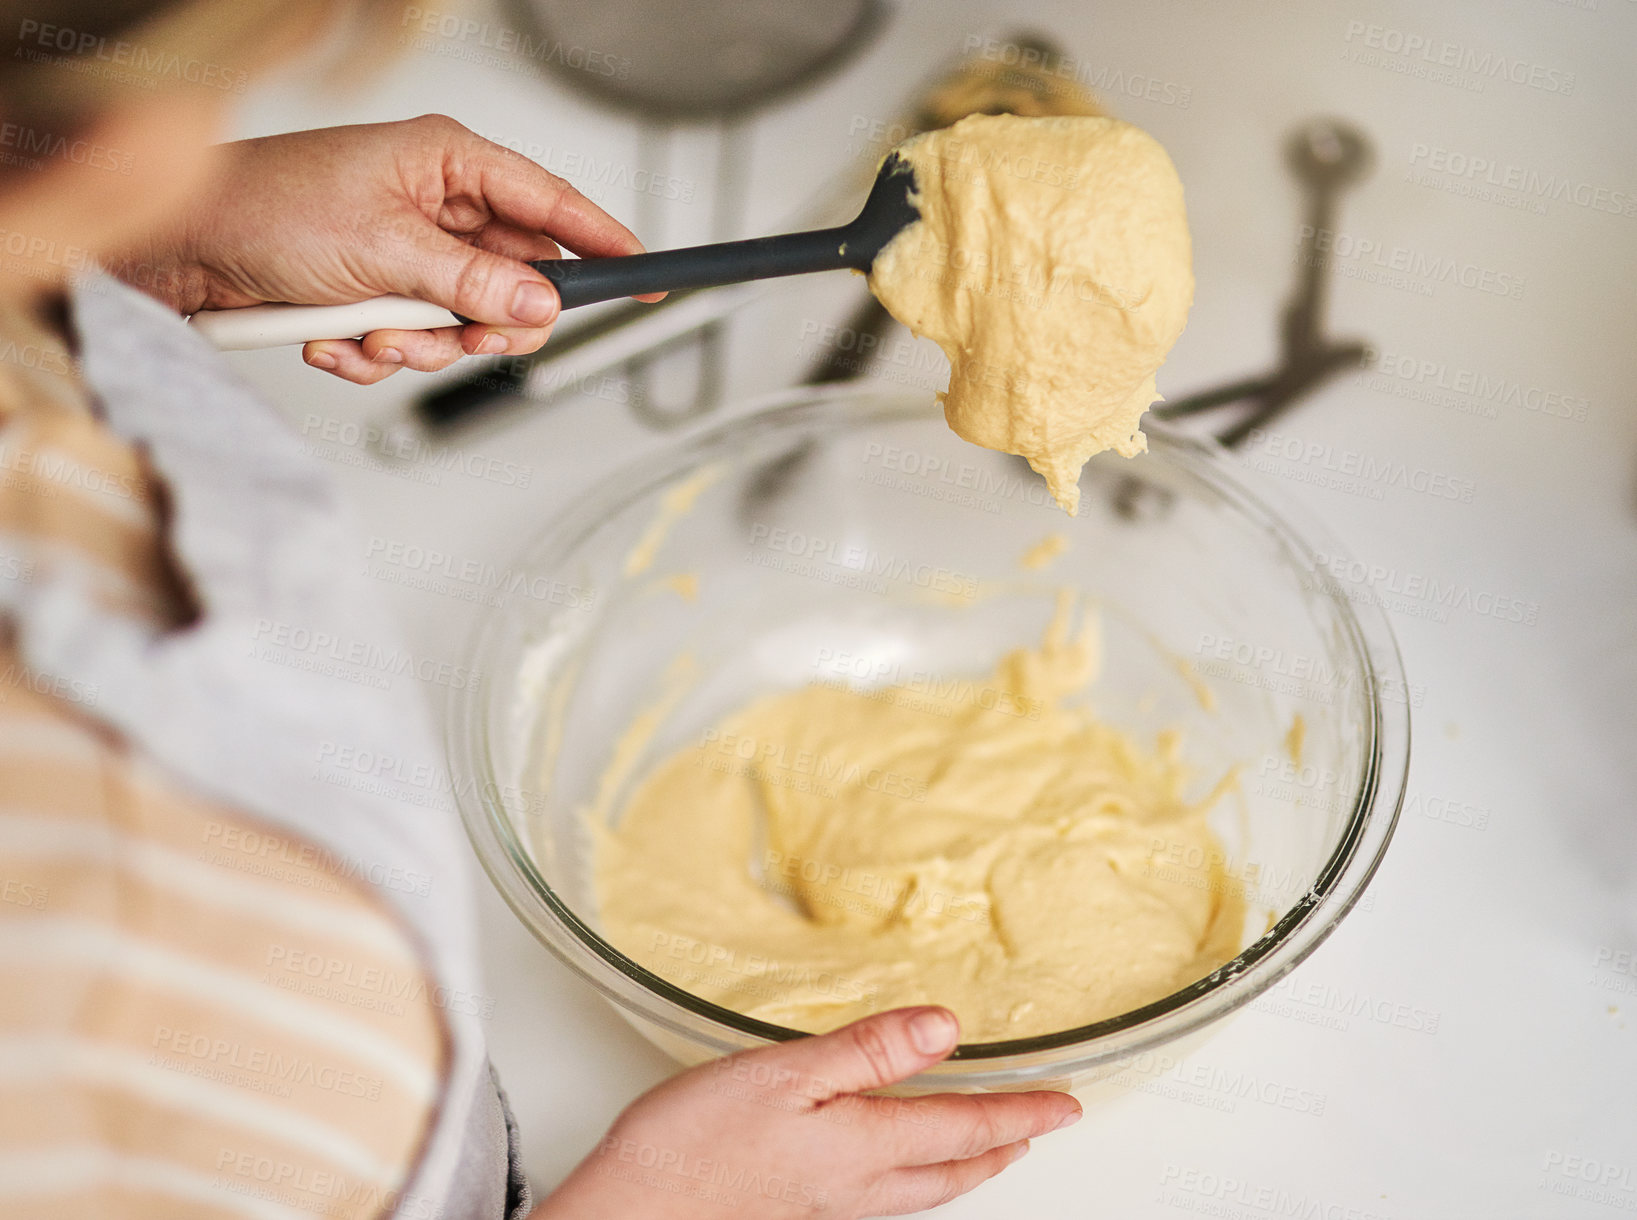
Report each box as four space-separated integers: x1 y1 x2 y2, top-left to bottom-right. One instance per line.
868 113 1194 515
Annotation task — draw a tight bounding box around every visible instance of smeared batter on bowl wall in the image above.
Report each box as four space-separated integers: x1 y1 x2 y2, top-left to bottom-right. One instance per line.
594 595 1243 1042
868 114 1194 515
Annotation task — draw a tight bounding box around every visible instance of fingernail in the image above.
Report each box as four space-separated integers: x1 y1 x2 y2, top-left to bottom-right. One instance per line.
375 348 403 364
1009 1142 1031 1164
511 280 555 325
1053 1109 1082 1131
307 352 337 370
908 1008 958 1055
475 332 506 355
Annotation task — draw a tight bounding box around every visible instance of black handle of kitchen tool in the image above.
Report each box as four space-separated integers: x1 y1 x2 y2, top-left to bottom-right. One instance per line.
527 227 851 309
528 152 916 309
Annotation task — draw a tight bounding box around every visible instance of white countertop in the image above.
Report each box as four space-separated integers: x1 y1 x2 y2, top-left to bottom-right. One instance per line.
224 0 1637 1214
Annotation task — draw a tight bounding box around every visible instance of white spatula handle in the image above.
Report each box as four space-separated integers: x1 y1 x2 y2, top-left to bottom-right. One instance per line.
189 295 463 351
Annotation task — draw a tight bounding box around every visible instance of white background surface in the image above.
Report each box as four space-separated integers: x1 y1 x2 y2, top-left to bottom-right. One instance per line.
222 1 1637 1214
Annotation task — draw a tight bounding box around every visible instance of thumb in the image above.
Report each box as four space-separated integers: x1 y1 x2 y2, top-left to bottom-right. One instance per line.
740 1007 961 1104
391 222 560 327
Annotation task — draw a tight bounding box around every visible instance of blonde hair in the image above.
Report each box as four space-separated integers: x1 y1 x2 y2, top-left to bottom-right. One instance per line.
0 0 408 133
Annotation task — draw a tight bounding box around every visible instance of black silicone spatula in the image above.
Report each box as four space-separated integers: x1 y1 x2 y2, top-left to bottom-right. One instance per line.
189 154 920 350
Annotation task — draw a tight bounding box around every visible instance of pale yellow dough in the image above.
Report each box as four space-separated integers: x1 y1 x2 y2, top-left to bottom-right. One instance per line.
1020 532 1069 571
868 114 1194 514
594 598 1243 1041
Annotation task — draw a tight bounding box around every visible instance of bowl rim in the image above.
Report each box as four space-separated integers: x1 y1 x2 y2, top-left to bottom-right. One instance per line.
448 384 1410 1070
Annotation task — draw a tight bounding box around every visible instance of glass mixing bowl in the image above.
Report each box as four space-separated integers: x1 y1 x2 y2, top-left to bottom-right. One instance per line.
448 386 1409 1095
